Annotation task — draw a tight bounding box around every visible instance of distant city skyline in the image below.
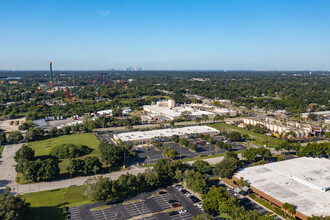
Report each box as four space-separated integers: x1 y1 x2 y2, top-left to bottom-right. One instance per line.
1 0 330 70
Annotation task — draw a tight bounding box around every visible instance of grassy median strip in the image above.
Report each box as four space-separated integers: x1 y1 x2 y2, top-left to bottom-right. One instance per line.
90 205 111 211
123 199 141 205
128 206 183 220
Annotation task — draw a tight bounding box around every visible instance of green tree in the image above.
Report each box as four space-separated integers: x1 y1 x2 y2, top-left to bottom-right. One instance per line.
83 176 113 201
193 214 214 220
188 142 197 151
0 187 30 220
225 151 239 160
201 114 209 122
14 145 34 162
171 134 180 143
192 160 211 174
184 170 207 194
38 158 60 180
98 142 125 167
325 132 330 140
7 131 23 144
179 138 189 147
282 203 295 215
202 186 230 214
214 157 237 178
0 132 6 145
49 127 58 136
242 148 258 162
308 113 317 121
83 157 102 175
227 131 242 141
180 111 191 120
214 114 224 121
67 159 84 176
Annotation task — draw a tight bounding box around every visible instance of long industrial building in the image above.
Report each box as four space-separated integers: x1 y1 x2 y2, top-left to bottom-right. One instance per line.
233 157 330 220
113 125 219 145
243 117 311 138
143 99 236 120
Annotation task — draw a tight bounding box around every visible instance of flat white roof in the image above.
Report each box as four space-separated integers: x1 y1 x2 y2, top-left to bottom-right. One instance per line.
115 125 219 142
235 157 330 217
144 105 214 118
301 111 330 117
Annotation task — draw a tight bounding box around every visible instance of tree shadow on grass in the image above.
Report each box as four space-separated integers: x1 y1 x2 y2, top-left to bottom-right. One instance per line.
26 205 68 220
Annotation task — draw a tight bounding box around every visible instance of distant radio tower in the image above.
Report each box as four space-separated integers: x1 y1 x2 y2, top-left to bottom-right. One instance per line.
50 62 53 91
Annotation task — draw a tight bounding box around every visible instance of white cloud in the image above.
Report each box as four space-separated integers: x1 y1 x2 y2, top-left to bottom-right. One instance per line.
100 10 111 17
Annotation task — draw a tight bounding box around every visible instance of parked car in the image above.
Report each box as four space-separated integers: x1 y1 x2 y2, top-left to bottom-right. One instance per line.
168 200 178 204
168 211 179 216
172 203 181 208
179 209 187 214
190 196 200 203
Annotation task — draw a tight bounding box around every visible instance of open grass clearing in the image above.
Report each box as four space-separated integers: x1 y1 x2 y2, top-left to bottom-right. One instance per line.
26 133 101 174
22 185 91 220
209 123 283 148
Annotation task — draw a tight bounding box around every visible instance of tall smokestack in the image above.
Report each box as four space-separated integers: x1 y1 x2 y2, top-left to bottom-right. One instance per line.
49 62 53 91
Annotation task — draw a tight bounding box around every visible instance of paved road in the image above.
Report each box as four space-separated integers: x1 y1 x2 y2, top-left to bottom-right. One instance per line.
93 118 243 132
187 156 225 165
0 144 23 193
0 144 146 195
14 166 146 195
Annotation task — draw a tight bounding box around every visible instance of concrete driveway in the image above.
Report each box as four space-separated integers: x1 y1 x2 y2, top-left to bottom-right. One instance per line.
0 144 22 193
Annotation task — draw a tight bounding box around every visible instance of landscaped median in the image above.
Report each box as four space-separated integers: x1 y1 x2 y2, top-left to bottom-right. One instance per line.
90 205 112 211
127 206 183 220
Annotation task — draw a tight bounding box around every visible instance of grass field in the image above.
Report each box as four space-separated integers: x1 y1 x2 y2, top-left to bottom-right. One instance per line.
26 133 101 174
209 123 283 148
22 185 91 220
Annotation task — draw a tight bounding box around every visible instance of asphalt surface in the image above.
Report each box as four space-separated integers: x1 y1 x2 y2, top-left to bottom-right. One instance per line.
0 144 23 194
134 141 246 166
69 186 204 220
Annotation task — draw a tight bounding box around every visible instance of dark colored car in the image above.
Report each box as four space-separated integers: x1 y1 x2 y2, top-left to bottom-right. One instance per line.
168 211 179 216
159 191 167 194
190 196 200 203
181 189 187 193
172 203 181 208
169 199 178 203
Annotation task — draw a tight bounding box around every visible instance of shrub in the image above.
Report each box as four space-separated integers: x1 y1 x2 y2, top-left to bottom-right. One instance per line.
50 144 92 159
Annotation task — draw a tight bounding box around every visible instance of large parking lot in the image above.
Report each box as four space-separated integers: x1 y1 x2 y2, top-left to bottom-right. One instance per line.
134 140 247 165
68 186 204 220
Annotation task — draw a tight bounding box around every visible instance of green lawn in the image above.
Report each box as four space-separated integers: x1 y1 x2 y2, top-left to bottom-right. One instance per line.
22 185 92 220
26 133 101 174
209 123 283 148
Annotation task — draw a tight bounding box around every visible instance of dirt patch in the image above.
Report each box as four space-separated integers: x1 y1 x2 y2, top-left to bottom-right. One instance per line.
0 118 25 132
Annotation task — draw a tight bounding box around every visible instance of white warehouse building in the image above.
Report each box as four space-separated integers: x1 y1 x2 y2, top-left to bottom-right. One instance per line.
113 125 219 145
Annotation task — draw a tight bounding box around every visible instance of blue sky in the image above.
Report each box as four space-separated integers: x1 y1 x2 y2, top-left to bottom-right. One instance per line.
1 0 330 70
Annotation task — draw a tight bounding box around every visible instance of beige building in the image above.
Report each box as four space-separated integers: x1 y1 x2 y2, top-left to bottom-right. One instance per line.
243 117 310 138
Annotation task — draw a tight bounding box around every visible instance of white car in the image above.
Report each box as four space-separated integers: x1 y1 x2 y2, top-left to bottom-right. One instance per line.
179 209 187 214
185 193 192 197
197 203 203 209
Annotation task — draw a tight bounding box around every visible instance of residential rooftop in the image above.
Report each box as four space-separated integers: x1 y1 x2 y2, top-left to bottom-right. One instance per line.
235 157 330 217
